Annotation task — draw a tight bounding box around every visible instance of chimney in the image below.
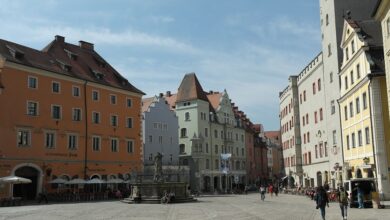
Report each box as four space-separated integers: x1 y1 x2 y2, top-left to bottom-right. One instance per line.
166 91 171 97
79 40 94 50
159 93 164 98
55 35 65 43
209 90 213 94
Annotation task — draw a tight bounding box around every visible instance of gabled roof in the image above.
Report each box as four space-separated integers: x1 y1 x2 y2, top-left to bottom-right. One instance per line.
264 131 280 139
164 93 177 110
141 97 156 113
176 73 209 103
207 92 222 110
345 19 382 47
0 36 144 95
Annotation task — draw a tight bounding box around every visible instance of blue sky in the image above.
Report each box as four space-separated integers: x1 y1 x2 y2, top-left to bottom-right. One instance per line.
0 0 321 130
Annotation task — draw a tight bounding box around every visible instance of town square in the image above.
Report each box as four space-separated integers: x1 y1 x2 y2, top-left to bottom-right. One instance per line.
2 0 390 219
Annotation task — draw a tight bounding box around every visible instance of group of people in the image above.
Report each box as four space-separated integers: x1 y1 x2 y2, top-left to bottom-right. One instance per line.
257 184 279 201
314 186 349 220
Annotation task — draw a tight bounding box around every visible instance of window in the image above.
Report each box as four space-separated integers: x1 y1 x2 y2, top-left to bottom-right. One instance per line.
215 145 218 154
300 94 302 104
302 116 305 126
330 72 333 83
215 159 219 170
315 145 318 158
206 159 210 169
111 138 118 152
214 130 218 138
92 112 100 124
356 97 360 114
363 92 367 109
52 82 60 93
319 108 323 121
344 106 348 120
387 18 390 35
52 105 61 119
206 143 209 153
313 82 316 94
45 132 56 149
318 78 321 91
349 102 353 117
307 132 310 143
352 133 356 148
350 70 354 85
149 135 153 143
306 114 309 124
92 136 101 151
110 95 117 104
353 65 359 82
314 111 318 123
179 144 185 154
332 130 337 145
126 117 133 128
344 76 348 90
181 128 187 137
28 76 37 89
185 112 190 121
68 134 77 150
304 133 306 144
308 152 311 164
331 100 335 115
127 140 134 153
351 40 355 54
324 142 328 157
346 135 350 150
303 90 306 101
92 90 99 101
17 130 30 147
158 136 163 144
204 128 208 137
27 101 38 116
72 108 81 121
346 47 349 60
126 98 132 107
326 14 329 25
319 143 323 158
358 130 362 146
328 43 332 56
72 86 80 97
111 115 118 127
365 127 370 144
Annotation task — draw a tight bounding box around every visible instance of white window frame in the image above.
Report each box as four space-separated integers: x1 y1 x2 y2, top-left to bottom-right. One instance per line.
27 100 39 116
92 111 100 124
52 81 61 94
28 76 38 89
44 130 56 149
67 133 78 150
111 137 119 152
51 104 62 120
17 129 31 147
92 90 100 101
72 86 80 97
72 108 82 121
126 139 134 153
92 136 101 151
111 114 118 127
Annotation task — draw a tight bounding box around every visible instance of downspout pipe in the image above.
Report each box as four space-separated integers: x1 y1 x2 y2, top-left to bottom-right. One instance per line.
83 81 88 179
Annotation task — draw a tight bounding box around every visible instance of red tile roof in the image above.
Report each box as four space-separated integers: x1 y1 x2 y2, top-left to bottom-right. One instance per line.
0 36 144 94
176 73 208 102
164 93 177 110
207 92 222 110
141 97 156 113
264 131 280 139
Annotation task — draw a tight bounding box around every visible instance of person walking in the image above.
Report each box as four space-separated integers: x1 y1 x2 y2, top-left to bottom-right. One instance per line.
337 186 349 220
274 184 279 197
260 185 266 201
315 186 329 220
269 184 273 197
357 184 364 208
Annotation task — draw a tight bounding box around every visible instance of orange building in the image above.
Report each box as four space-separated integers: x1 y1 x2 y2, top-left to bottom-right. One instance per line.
0 36 144 199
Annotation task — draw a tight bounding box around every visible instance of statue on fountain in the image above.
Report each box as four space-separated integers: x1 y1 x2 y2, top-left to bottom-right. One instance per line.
153 152 163 182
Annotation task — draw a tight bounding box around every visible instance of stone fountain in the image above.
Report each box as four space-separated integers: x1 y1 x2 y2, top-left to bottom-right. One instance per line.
124 152 196 203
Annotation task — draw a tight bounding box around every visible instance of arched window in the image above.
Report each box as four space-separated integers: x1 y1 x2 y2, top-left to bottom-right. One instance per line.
180 128 187 137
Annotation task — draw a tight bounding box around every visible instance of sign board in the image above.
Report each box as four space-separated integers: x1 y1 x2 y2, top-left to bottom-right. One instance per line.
234 175 239 184
360 164 372 169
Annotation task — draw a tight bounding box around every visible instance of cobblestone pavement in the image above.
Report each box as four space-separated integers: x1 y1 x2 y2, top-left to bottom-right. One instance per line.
0 193 389 220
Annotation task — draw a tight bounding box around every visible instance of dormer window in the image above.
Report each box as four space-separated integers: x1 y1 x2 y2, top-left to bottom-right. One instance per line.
93 56 106 68
56 59 72 72
64 49 78 60
92 70 105 79
6 45 24 59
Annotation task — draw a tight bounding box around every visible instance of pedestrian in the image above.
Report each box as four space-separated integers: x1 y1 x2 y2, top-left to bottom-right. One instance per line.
269 184 273 197
274 184 279 196
244 185 248 195
260 185 266 201
357 184 364 208
337 186 349 220
315 186 329 220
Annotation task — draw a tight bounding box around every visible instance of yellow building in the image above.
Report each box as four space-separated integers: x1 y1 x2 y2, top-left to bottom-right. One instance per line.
339 18 390 197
